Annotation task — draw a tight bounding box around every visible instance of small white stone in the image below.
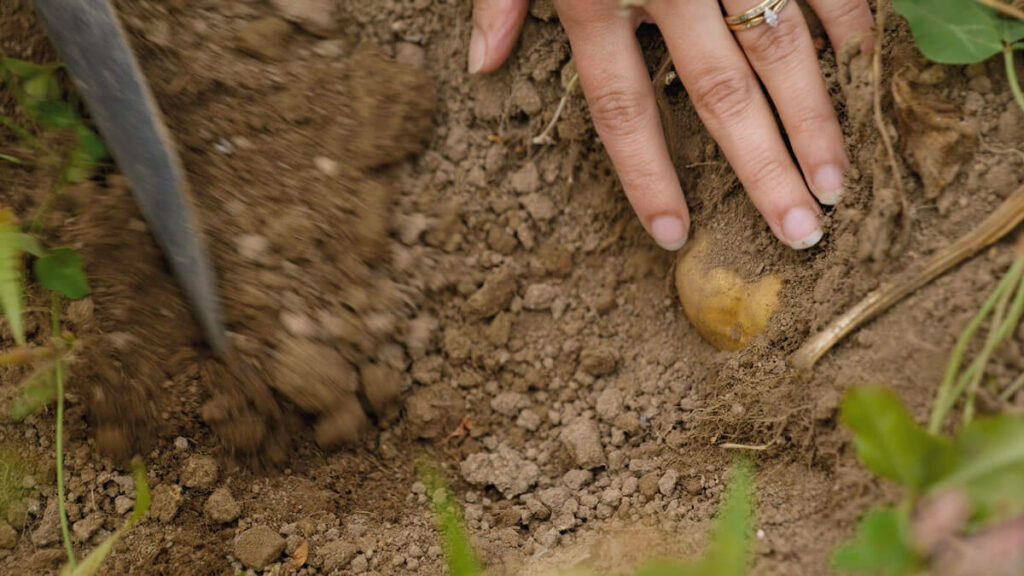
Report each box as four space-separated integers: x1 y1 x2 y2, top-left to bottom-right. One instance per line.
764 7 779 27
314 156 339 176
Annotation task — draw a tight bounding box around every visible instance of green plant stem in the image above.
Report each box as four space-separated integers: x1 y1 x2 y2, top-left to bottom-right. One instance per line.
963 263 1021 424
1001 371 1024 402
1006 44 1024 117
51 293 74 569
930 259 1024 433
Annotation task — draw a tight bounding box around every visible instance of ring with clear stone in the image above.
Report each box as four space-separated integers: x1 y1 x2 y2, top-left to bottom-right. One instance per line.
724 0 790 31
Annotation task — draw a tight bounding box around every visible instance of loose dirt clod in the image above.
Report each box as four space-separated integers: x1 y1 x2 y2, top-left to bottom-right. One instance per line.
234 525 286 570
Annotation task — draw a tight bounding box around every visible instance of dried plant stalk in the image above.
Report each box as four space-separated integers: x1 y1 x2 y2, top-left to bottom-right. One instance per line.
792 182 1024 370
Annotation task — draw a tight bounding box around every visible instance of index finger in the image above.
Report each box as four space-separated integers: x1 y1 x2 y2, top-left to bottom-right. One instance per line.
558 2 691 251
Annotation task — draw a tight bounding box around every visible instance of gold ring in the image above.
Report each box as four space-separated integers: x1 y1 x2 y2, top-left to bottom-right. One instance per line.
725 0 789 31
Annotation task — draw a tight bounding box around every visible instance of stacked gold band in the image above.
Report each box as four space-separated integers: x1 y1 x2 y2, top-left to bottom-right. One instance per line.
725 0 789 31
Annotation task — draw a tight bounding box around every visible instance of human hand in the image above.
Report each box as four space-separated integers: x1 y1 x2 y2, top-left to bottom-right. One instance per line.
469 0 873 251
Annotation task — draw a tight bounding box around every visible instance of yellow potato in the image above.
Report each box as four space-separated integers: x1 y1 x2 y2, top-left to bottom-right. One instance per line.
674 234 781 351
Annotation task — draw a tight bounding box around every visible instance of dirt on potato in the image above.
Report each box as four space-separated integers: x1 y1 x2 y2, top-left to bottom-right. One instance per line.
0 0 1023 575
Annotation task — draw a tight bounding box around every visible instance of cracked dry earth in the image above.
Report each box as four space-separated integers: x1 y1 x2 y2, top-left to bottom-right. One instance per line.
1 0 1024 575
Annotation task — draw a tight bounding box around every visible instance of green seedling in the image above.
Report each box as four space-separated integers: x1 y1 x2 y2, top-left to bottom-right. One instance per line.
421 457 755 576
894 0 1024 113
833 242 1024 575
0 57 109 233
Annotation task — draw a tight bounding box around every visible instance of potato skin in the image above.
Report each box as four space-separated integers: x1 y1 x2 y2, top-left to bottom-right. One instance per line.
675 235 781 351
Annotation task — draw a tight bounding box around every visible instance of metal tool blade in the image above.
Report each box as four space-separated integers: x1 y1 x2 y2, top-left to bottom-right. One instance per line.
30 0 227 354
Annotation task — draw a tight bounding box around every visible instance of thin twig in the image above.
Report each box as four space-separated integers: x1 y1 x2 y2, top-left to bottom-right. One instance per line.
719 442 771 451
792 182 1024 370
872 0 907 207
532 73 579 146
974 0 1024 21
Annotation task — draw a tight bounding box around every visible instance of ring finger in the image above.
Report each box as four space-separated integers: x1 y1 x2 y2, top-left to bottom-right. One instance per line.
720 0 849 205
646 0 824 248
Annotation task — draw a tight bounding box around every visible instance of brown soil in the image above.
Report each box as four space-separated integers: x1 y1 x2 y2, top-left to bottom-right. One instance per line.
1 0 1023 575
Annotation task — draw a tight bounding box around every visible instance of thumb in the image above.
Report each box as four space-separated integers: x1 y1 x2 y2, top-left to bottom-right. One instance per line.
469 0 529 74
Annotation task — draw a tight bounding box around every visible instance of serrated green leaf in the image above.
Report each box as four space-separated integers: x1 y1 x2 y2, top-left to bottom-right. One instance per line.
832 507 919 575
932 416 1024 519
21 73 60 104
16 234 44 258
33 248 89 299
9 363 57 421
73 125 107 163
841 387 957 491
893 0 1007 64
0 211 26 345
30 99 76 130
65 126 108 183
0 58 51 79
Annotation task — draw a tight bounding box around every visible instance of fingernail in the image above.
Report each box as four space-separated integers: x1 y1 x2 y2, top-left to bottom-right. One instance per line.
782 207 823 250
650 215 688 251
813 164 844 205
468 26 486 74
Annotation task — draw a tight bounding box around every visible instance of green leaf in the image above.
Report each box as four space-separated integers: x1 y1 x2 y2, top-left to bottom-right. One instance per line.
420 462 481 576
21 73 60 104
1003 17 1024 44
33 248 89 299
128 459 150 526
841 387 957 490
0 211 26 345
0 58 50 79
932 416 1024 519
65 126 108 183
15 234 44 258
832 507 920 575
60 459 149 576
9 363 57 421
893 0 1008 64
30 99 76 130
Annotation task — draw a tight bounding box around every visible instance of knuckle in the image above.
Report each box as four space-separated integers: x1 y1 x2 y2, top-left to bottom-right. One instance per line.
744 154 790 191
587 86 650 138
788 108 836 139
828 0 869 29
688 69 755 127
744 19 805 63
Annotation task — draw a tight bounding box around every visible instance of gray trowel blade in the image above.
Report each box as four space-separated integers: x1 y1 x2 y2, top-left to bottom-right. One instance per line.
31 0 226 354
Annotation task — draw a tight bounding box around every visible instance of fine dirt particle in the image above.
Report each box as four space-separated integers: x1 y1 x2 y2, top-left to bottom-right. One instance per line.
271 340 359 412
560 418 606 469
463 267 517 322
359 363 403 415
181 456 219 489
235 525 286 570
235 17 292 61
72 513 104 543
405 385 465 440
317 540 358 572
269 0 337 36
580 347 617 378
150 484 183 524
461 445 541 499
204 487 241 524
30 500 58 547
0 521 15 549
